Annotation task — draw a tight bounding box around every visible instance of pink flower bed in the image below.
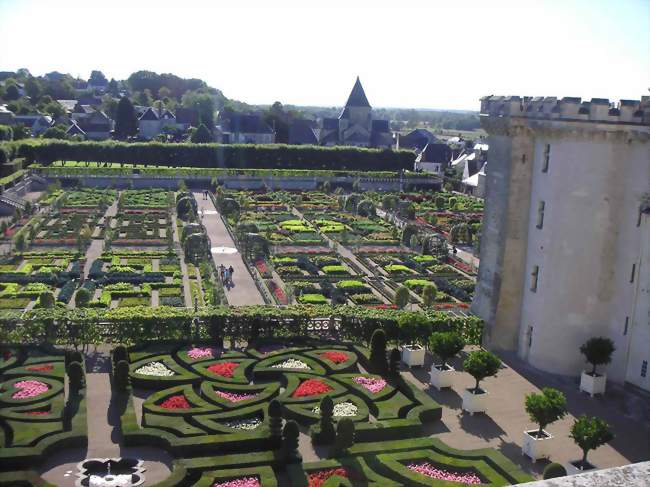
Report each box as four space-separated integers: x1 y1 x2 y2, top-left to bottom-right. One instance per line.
208 362 239 378
215 390 257 402
160 395 191 410
407 462 482 484
12 380 49 399
308 468 349 487
212 476 260 487
187 347 216 360
27 364 54 372
353 376 387 394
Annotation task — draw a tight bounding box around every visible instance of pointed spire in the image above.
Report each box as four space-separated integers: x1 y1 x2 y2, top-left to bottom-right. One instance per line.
344 76 371 108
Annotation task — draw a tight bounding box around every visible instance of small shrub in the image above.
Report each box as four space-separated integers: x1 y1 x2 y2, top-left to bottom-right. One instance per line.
333 418 355 455
421 283 438 307
543 463 567 479
394 285 409 309
68 361 84 391
75 287 91 308
429 332 464 368
525 388 567 437
463 350 501 393
580 337 615 375
570 415 614 465
114 359 130 391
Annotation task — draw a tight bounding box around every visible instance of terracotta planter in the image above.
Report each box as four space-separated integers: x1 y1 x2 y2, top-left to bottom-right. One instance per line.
566 460 596 475
462 387 488 415
522 430 553 462
579 371 607 397
402 345 425 367
429 363 455 390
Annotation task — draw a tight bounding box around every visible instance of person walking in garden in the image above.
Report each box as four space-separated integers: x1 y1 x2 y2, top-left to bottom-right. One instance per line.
228 265 234 286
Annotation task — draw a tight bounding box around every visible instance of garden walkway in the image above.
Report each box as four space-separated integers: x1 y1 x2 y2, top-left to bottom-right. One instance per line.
171 210 194 308
193 193 265 306
82 199 118 280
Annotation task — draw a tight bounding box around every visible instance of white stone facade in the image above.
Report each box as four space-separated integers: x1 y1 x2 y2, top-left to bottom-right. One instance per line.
473 95 650 391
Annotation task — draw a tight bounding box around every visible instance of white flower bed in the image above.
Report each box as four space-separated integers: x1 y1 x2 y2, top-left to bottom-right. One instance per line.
222 417 262 430
312 401 358 417
134 361 175 377
270 359 310 370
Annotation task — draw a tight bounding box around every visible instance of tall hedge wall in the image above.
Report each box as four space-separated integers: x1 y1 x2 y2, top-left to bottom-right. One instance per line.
15 140 415 171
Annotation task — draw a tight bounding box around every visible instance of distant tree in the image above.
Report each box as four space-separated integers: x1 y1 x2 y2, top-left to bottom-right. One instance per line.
0 125 13 141
14 232 27 252
114 97 138 138
191 123 213 143
41 125 68 140
182 90 215 128
89 70 108 86
24 77 42 100
107 78 119 96
39 291 55 309
4 84 20 100
42 102 65 119
75 288 91 308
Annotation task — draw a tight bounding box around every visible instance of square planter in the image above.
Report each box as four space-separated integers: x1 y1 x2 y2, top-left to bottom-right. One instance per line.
579 371 607 397
402 345 425 367
462 388 488 415
566 460 596 475
430 363 455 390
522 430 553 462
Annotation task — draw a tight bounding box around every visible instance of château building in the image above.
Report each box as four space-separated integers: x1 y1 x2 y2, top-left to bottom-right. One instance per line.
472 95 650 392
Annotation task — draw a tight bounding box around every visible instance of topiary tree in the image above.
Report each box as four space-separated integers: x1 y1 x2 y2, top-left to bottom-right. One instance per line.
333 418 355 455
389 348 401 376
543 463 567 479
191 123 213 143
65 349 83 367
463 350 501 393
68 361 84 392
318 395 336 444
282 419 301 462
569 415 614 467
113 345 128 364
429 332 465 369
356 199 376 217
401 224 418 246
524 387 567 437
114 359 130 391
39 291 55 309
269 399 283 440
579 337 615 375
176 196 197 221
394 285 409 309
397 312 431 346
75 288 91 308
435 195 446 209
421 283 438 308
369 328 388 373
14 232 26 252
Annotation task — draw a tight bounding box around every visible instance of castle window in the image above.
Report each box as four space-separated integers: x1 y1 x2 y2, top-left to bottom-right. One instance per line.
530 265 539 292
624 316 629 335
630 263 636 283
521 154 526 164
542 144 551 172
536 201 545 229
642 360 648 378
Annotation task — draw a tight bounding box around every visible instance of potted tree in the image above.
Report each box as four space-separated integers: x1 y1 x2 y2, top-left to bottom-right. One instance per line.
461 350 501 415
522 388 567 462
429 331 465 390
399 313 429 367
579 337 615 397
566 415 614 474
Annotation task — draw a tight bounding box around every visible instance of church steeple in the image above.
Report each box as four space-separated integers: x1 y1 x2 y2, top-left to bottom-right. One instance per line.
344 76 371 108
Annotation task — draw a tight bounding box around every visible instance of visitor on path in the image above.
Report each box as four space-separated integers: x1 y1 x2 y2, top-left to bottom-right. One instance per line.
223 269 230 290
228 265 234 285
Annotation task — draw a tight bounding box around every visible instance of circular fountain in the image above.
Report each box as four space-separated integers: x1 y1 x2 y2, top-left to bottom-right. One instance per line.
76 458 145 487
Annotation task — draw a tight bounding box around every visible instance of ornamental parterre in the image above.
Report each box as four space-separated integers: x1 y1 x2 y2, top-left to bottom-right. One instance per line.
208 362 239 378
271 358 310 370
212 476 261 487
312 401 358 417
353 376 387 393
407 462 482 484
135 361 175 377
215 390 257 402
187 346 216 360
292 379 333 398
12 380 49 399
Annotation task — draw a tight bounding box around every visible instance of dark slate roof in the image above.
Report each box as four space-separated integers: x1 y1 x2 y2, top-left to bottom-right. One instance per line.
139 107 160 121
371 119 390 133
370 130 392 148
466 158 479 177
73 103 95 114
420 143 452 164
322 118 339 130
319 130 340 144
399 128 438 151
224 114 274 134
77 95 102 106
176 107 199 126
288 119 318 145
344 76 371 108
66 121 86 135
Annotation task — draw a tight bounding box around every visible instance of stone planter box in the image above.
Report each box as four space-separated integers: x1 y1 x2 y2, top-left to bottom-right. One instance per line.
522 430 553 462
402 345 425 367
462 388 488 415
566 460 596 475
579 371 607 397
430 363 455 390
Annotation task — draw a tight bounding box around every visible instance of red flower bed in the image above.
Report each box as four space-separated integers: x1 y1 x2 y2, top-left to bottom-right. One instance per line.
255 260 269 276
308 467 357 487
207 362 239 378
160 394 190 409
371 304 397 310
26 364 54 372
32 238 76 246
25 410 49 415
267 280 288 305
319 351 348 364
292 379 333 398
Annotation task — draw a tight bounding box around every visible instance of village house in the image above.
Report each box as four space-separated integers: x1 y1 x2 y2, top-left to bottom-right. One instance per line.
215 113 275 144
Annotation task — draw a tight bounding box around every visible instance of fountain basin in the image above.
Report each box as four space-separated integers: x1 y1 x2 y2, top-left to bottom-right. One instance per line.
76 458 145 487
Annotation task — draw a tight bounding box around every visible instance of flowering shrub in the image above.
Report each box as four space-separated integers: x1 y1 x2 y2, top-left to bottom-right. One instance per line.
212 476 260 487
407 462 482 484
12 380 49 399
222 417 262 430
271 359 310 370
292 379 333 398
308 468 350 487
208 362 239 378
215 390 257 402
187 347 215 360
135 361 175 377
312 401 358 417
319 351 348 364
353 376 387 394
160 395 190 410
26 364 54 372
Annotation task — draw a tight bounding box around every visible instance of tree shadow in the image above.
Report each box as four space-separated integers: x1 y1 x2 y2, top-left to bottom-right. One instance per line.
497 439 549 477
458 410 507 441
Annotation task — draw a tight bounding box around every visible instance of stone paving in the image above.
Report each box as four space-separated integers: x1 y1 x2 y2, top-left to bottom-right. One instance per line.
194 192 265 306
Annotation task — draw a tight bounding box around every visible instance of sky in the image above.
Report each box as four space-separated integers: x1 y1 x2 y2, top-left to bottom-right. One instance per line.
0 0 648 111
